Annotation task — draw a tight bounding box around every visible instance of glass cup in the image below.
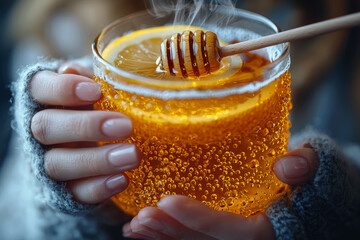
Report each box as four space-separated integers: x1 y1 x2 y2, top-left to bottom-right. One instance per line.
92 7 291 217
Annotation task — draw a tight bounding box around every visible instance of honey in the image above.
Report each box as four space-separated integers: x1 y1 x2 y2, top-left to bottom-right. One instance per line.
93 25 291 217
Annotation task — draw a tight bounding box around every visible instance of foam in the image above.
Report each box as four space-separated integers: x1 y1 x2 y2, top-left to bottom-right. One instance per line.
94 26 290 100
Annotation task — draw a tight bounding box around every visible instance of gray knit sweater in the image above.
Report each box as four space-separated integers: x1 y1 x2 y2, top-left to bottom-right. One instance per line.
1 59 359 240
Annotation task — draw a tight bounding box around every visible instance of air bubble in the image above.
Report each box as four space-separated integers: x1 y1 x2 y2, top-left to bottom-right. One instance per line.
219 200 226 208
250 159 259 168
268 149 276 156
211 194 218 200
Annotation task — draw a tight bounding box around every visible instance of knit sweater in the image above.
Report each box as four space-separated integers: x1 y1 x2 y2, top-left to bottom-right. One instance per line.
1 59 359 240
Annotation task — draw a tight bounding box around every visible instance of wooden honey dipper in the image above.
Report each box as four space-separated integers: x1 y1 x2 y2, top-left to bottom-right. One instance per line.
159 12 360 78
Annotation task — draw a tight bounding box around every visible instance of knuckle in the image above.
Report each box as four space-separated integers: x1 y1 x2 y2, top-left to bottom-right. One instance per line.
44 153 62 180
41 73 62 100
48 77 58 97
44 74 75 102
51 77 69 100
71 115 92 139
56 76 75 96
31 111 50 143
77 152 101 175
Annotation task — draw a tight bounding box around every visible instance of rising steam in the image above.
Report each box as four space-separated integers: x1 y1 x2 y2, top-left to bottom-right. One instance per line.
147 0 237 27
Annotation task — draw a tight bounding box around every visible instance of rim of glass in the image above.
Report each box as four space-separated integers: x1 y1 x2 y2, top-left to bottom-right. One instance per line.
92 7 290 88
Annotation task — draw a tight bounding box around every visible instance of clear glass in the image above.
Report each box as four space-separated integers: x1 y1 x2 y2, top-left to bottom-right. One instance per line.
92 7 291 217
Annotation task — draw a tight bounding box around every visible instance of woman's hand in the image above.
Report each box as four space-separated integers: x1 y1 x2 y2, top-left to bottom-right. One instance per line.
30 62 140 204
123 148 319 240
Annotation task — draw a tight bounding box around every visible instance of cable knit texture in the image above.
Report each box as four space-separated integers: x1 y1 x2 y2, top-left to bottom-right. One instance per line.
267 130 360 240
12 58 96 215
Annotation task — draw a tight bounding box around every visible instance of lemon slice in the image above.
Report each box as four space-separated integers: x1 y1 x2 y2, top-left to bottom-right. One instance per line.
102 25 243 87
103 25 206 63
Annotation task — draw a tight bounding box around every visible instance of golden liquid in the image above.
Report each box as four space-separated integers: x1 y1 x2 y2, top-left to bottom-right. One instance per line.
94 34 291 217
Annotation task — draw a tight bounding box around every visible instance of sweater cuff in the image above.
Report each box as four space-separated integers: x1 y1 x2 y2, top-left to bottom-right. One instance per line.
267 199 306 240
12 58 96 215
267 129 349 240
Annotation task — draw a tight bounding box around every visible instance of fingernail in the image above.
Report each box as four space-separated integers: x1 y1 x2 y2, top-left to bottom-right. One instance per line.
105 174 127 191
75 82 101 101
108 144 139 171
101 118 132 138
280 156 309 178
133 228 158 239
122 223 133 237
139 218 165 231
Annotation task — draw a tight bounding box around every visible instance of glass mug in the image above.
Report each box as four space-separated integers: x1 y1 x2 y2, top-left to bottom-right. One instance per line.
92 7 291 217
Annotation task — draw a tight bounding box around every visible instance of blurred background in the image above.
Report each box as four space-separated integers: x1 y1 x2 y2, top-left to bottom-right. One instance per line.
0 0 359 171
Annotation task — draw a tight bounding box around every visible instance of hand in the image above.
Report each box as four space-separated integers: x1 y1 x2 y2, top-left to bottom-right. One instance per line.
30 62 140 204
122 148 319 240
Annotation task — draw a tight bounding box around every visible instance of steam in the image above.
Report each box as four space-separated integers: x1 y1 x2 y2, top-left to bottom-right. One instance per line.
147 0 237 27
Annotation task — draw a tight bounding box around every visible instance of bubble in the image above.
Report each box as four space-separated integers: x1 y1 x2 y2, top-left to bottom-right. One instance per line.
268 149 276 156
219 200 226 208
211 194 218 200
250 159 259 168
266 121 275 129
98 64 292 216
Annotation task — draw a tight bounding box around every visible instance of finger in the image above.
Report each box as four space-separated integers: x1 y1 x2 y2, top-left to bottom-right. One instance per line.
31 109 132 144
68 173 128 204
274 148 319 185
58 62 94 78
128 216 175 240
44 143 140 181
136 206 215 240
123 222 151 239
156 195 275 240
52 142 97 149
30 70 101 106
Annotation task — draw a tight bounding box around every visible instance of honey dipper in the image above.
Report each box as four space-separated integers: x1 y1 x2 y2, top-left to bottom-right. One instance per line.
159 12 360 78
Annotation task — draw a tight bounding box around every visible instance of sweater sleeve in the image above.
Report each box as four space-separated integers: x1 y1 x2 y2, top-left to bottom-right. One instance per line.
266 129 360 240
12 57 96 215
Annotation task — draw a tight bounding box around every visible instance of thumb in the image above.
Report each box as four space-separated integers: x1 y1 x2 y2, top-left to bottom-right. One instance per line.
274 148 319 185
58 62 94 78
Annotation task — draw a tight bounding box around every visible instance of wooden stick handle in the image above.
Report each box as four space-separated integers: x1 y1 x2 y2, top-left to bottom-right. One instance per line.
220 12 360 58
